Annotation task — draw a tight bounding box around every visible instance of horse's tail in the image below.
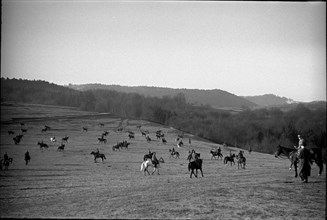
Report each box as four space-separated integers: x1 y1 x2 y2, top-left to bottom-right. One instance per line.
188 162 191 171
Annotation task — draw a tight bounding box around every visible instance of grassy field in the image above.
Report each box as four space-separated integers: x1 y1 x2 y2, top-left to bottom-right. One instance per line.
0 102 325 219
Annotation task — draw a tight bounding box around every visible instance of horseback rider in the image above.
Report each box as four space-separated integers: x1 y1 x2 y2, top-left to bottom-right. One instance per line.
96 148 100 155
294 134 306 156
4 152 9 162
172 148 175 154
152 152 159 167
189 149 200 165
217 147 221 154
25 151 30 164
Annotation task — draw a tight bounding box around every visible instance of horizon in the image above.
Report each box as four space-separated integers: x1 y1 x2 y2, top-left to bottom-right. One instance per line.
4 76 326 103
1 1 326 102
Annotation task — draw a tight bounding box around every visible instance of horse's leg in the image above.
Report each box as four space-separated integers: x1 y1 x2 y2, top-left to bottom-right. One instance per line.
190 169 194 178
315 159 323 176
200 168 204 177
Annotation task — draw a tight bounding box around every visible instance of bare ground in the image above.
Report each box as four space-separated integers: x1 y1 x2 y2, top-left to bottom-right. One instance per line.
0 103 325 219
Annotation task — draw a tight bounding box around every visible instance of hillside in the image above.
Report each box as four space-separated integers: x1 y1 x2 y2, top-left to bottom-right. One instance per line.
1 102 325 219
243 94 296 107
67 84 258 109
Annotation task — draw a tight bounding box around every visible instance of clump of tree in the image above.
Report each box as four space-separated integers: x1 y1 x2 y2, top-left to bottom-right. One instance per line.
1 77 325 154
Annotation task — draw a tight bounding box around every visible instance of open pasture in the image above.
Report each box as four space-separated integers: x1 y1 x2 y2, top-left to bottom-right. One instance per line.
0 103 325 219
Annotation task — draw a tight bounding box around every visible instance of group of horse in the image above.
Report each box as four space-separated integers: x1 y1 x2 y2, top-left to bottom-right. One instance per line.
112 140 130 151
210 148 246 169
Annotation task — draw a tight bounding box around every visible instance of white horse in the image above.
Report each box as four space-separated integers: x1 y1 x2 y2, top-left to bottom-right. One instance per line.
140 157 164 176
140 159 159 175
50 137 57 143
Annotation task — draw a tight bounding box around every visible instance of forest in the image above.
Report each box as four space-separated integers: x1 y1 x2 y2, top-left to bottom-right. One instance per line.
1 77 326 154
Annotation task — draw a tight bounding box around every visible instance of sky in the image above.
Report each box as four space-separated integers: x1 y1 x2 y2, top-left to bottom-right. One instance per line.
1 1 326 102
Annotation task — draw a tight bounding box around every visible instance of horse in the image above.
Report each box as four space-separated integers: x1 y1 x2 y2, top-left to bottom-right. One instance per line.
162 138 167 144
169 149 180 159
210 149 223 160
274 145 324 177
21 128 27 133
98 137 107 144
236 152 246 169
177 140 183 148
146 136 151 142
121 141 130 150
13 136 22 145
128 134 135 140
274 145 298 176
62 136 69 143
112 144 120 151
44 125 51 130
0 158 13 171
102 131 109 136
224 154 235 166
140 159 159 175
82 127 88 132
141 131 147 137
8 130 15 135
38 141 49 149
41 128 48 132
188 159 203 178
24 152 31 165
57 143 65 152
99 123 104 127
90 151 106 162
140 154 164 176
50 137 57 143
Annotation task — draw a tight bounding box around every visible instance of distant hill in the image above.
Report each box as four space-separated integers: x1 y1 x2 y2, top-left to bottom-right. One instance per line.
67 84 258 109
243 94 296 107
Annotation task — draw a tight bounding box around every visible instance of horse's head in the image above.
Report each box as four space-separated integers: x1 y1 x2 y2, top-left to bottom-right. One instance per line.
275 145 293 158
274 145 284 158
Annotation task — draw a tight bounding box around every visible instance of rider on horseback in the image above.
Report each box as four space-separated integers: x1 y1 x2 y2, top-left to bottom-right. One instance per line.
4 152 9 162
189 149 200 165
152 153 159 168
294 134 306 156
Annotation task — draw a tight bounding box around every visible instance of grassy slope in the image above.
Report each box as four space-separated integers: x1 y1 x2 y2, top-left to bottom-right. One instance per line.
0 103 325 219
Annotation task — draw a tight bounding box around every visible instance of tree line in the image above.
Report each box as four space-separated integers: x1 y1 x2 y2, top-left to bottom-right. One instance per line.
1 77 326 154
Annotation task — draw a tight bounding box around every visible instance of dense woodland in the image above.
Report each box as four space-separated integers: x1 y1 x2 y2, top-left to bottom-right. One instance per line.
1 77 326 154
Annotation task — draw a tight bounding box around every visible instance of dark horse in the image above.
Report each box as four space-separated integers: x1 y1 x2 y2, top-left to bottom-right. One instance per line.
224 154 235 166
275 145 324 177
169 149 180 159
90 151 106 162
0 158 13 171
188 159 203 178
210 150 223 160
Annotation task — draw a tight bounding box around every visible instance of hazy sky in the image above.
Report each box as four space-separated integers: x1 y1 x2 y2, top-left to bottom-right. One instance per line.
1 1 326 102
